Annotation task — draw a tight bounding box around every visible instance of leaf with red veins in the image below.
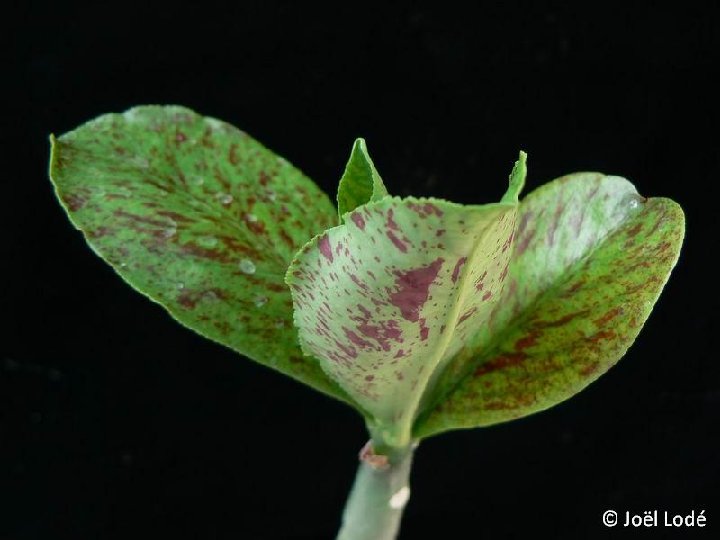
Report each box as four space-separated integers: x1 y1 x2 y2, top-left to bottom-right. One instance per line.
49 105 351 404
286 154 526 446
416 173 685 437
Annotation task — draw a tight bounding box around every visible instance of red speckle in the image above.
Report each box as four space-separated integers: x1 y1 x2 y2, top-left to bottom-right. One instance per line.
318 235 334 263
474 353 527 376
588 330 616 343
626 223 643 238
229 143 239 165
64 193 87 212
482 291 492 301
386 209 400 231
351 212 366 230
389 258 444 322
344 327 373 349
177 291 197 309
515 330 540 351
502 231 514 253
419 318 429 341
423 203 443 217
357 304 372 319
548 203 565 246
279 230 295 248
451 257 467 284
358 320 403 351
365 375 375 382
89 226 111 238
175 131 187 142
517 211 533 235
246 220 266 235
349 274 369 292
562 280 585 297
436 229 446 237
535 310 589 328
408 202 443 218
157 210 193 223
580 361 600 376
334 339 357 359
457 308 477 325
386 230 408 252
394 349 405 358
499 262 509 282
594 307 623 326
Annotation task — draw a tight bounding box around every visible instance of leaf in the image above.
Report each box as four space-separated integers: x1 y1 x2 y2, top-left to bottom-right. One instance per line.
414 173 685 437
336 138 389 220
48 105 352 403
286 154 527 447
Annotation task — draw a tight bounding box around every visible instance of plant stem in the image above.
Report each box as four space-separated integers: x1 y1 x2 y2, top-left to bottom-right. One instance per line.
336 444 415 540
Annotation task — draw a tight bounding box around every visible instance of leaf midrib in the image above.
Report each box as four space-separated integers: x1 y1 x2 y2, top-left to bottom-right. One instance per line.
396 205 515 443
413 197 648 432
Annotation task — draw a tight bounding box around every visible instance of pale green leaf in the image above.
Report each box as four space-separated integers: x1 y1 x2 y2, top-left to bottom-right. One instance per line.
415 173 685 437
287 154 527 447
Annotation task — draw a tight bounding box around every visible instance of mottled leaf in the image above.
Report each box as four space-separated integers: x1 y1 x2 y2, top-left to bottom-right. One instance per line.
287 154 526 447
48 105 352 403
337 138 389 220
415 173 685 437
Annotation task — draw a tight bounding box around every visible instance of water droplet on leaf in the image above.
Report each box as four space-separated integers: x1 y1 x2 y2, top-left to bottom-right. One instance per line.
217 193 234 205
203 290 219 301
127 156 150 169
239 259 256 274
198 235 218 248
244 213 258 223
160 218 177 238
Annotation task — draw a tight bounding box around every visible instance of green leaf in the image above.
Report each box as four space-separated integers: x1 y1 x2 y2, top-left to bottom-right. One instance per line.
48 105 352 403
336 138 389 220
286 154 527 447
414 173 685 437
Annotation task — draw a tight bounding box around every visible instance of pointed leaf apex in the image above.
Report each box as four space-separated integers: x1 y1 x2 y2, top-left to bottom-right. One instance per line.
337 137 390 220
501 150 527 203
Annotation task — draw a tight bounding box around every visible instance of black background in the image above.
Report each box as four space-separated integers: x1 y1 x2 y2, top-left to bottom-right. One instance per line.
4 2 718 539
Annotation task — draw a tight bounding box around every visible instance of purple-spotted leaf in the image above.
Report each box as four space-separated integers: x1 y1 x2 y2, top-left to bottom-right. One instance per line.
286 154 527 447
48 105 352 403
336 138 389 220
415 173 685 437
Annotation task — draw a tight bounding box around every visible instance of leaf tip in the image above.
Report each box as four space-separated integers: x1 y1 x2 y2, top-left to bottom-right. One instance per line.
501 150 527 203
353 137 368 152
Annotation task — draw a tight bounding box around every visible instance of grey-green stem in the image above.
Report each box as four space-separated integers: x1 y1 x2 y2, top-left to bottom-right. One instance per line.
337 444 415 540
